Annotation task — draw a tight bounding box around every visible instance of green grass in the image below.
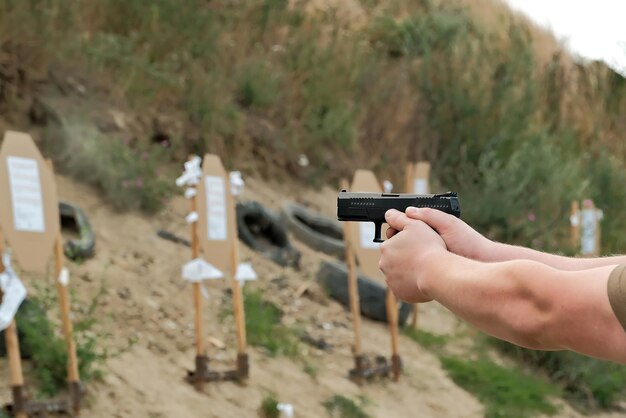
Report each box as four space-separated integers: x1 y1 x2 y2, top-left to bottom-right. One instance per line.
323 395 371 418
440 356 559 418
243 290 299 358
260 394 280 418
403 328 449 350
489 338 626 410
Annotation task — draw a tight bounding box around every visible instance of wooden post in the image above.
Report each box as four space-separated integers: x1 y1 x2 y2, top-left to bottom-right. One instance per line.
386 288 401 380
54 235 82 412
341 179 363 365
230 236 249 378
230 239 247 354
189 169 205 390
47 159 82 413
570 201 580 251
0 230 27 418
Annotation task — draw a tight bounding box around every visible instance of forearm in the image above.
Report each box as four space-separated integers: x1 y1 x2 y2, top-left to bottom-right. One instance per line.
418 252 555 348
418 251 626 361
483 241 626 271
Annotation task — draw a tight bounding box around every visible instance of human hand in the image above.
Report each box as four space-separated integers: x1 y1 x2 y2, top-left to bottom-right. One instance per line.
386 207 493 261
379 209 446 303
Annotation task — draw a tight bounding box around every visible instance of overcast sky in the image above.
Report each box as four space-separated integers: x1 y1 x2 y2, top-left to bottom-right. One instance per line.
503 0 626 76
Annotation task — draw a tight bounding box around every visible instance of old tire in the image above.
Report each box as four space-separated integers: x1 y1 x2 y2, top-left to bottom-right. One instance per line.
59 201 95 261
280 202 345 259
236 201 301 268
316 260 411 325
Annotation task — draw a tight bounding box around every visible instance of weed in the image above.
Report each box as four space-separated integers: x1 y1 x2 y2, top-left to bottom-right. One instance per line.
403 328 449 350
323 394 371 418
302 360 318 379
240 290 299 358
260 394 280 418
440 355 559 418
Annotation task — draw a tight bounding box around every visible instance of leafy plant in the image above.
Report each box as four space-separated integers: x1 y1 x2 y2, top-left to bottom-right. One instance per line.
259 394 280 418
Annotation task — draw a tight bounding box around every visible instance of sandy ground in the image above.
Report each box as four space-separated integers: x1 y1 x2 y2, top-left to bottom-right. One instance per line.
0 175 624 418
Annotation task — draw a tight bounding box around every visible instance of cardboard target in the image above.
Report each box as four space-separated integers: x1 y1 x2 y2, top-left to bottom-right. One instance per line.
196 154 237 275
0 131 60 273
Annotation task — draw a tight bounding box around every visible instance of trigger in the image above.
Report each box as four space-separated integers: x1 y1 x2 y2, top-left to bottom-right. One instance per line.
373 221 384 243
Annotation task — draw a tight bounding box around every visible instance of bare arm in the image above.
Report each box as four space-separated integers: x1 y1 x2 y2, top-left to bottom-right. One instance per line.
380 209 626 363
484 241 626 270
400 207 626 270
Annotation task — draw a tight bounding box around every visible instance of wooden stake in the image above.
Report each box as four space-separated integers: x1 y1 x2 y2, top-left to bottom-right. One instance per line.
385 288 400 380
47 160 81 412
0 230 27 418
230 239 247 354
188 170 205 390
341 179 363 357
54 235 81 404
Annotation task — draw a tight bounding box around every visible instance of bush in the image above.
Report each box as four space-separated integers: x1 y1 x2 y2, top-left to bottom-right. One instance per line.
43 120 172 213
259 394 280 418
11 289 107 396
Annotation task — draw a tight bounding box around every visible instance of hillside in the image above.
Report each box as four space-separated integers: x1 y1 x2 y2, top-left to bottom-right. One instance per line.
1 0 626 416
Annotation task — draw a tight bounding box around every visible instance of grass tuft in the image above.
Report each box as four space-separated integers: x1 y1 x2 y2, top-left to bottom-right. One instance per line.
259 394 280 418
243 290 299 358
323 395 371 418
440 355 559 418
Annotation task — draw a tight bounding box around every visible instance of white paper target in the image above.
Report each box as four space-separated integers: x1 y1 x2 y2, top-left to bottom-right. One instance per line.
7 156 45 232
204 175 227 241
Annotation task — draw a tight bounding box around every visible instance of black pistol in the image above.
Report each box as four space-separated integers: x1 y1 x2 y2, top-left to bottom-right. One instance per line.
337 191 461 243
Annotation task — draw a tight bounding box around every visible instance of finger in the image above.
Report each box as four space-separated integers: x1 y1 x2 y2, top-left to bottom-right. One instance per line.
386 227 399 239
385 209 412 232
405 206 455 233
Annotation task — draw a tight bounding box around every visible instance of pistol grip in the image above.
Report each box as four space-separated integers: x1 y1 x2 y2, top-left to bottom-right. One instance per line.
373 221 384 243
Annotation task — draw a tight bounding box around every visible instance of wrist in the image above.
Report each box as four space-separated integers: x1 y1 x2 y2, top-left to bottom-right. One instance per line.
416 250 455 299
471 237 498 262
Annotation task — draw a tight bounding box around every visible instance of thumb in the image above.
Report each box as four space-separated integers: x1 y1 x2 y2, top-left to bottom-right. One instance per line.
385 209 411 231
405 207 454 233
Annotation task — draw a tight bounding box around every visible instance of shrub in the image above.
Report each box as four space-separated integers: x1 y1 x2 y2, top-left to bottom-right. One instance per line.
259 394 280 418
43 120 172 213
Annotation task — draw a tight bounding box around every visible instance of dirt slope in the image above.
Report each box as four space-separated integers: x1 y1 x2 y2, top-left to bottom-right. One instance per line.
0 175 622 418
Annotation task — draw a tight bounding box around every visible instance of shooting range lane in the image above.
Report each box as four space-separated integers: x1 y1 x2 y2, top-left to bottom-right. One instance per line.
185 154 248 385
348 170 402 380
